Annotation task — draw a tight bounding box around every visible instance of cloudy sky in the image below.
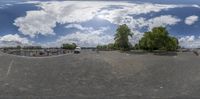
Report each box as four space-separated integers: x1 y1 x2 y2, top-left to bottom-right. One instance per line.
0 0 200 48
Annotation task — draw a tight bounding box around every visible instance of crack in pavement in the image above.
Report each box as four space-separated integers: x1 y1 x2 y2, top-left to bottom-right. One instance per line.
6 60 14 77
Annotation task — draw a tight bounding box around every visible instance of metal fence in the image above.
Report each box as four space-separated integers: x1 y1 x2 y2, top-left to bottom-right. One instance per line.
1 48 74 57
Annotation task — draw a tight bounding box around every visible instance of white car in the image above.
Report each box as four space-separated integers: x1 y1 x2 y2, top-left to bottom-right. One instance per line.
74 47 81 54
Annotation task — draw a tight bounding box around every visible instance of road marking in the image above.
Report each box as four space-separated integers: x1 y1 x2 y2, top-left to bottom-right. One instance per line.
6 60 14 76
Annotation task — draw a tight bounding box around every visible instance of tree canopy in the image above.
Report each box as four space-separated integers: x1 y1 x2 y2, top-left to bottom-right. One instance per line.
114 24 133 51
137 27 179 51
97 26 179 52
62 43 77 50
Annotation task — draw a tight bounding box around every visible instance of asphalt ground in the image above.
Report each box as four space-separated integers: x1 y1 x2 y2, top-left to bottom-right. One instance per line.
0 51 200 99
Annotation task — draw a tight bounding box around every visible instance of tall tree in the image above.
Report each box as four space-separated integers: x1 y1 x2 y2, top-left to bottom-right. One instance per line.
114 24 133 50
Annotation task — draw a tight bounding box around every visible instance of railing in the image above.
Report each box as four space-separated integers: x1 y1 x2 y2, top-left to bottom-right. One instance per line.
2 49 74 57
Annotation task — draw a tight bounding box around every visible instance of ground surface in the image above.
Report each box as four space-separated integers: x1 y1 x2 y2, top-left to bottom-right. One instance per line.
0 51 200 99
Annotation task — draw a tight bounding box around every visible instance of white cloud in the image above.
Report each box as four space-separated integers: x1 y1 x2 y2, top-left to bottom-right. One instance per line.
192 4 200 8
56 32 113 47
14 1 200 47
179 35 195 42
45 25 113 47
120 15 181 31
185 15 199 25
0 34 31 46
147 15 181 30
178 35 200 48
65 24 93 31
14 1 185 38
14 10 56 38
97 3 182 24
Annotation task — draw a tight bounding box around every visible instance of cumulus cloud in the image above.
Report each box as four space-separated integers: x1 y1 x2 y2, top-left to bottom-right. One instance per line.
45 25 113 47
179 35 195 42
14 10 56 38
178 35 200 48
185 15 199 25
147 15 181 30
97 3 182 25
0 34 31 47
14 1 106 37
14 1 184 38
118 15 181 31
13 1 200 47
65 24 93 31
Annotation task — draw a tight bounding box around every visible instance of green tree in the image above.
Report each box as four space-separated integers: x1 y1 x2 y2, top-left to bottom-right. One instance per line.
62 43 77 50
114 24 133 51
137 27 179 51
134 44 139 50
16 45 21 49
165 37 179 51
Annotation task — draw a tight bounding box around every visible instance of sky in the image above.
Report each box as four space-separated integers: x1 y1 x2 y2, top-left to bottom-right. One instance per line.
0 0 200 48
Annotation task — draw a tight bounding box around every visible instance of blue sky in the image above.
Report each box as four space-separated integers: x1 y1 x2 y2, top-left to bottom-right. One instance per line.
0 0 200 48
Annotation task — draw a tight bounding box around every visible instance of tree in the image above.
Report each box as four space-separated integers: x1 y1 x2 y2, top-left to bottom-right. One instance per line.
16 45 21 49
62 43 77 50
114 24 133 51
165 37 179 51
137 27 179 51
134 44 140 50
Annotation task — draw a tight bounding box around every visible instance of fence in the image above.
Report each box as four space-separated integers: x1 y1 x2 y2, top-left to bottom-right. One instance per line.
2 48 74 57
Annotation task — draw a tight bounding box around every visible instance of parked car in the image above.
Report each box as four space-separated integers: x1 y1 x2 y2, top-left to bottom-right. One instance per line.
74 47 81 54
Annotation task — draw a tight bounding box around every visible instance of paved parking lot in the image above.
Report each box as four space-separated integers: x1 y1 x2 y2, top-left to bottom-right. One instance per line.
0 51 200 99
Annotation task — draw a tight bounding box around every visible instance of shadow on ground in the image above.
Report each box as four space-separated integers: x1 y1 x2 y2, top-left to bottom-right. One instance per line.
124 50 178 56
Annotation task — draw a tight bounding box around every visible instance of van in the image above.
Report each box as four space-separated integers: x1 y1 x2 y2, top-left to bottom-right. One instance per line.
74 47 81 54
